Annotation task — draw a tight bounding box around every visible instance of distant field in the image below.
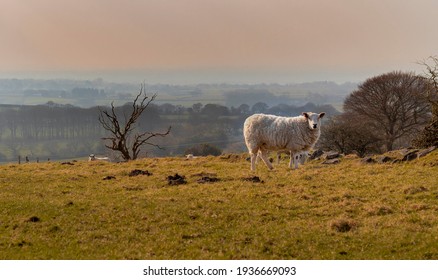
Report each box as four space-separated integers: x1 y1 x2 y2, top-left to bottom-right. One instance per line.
0 80 353 108
0 150 437 259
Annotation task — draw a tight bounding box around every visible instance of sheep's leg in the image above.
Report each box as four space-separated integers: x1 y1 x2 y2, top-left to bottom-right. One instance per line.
277 152 281 164
289 153 298 169
256 150 262 164
302 152 308 164
293 153 299 169
250 151 258 171
289 152 294 169
259 149 274 170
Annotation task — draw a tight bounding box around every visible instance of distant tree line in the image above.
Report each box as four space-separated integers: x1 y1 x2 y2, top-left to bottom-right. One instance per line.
0 104 102 141
0 101 338 161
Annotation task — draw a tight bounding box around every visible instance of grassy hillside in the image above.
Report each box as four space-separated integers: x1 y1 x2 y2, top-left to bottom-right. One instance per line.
0 150 437 260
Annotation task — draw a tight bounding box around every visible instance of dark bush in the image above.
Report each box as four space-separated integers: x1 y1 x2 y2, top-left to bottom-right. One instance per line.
184 143 222 156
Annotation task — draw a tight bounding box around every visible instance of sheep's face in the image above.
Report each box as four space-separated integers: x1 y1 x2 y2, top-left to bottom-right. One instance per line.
302 112 325 130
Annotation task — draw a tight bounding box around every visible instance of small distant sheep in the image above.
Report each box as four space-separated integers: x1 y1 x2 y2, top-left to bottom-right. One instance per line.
185 154 198 159
244 112 325 171
276 150 309 169
257 150 308 169
88 154 111 162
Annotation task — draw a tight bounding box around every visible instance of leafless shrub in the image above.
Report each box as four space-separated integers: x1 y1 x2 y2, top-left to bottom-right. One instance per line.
98 85 171 161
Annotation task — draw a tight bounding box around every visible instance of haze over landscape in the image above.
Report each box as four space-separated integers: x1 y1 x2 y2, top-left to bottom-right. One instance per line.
1 0 438 84
1 2 438 268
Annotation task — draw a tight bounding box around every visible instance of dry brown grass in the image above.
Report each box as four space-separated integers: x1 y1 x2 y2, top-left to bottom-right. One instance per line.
0 150 437 259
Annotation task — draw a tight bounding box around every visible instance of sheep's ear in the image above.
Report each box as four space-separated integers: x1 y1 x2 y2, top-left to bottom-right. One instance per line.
319 112 326 119
302 112 309 119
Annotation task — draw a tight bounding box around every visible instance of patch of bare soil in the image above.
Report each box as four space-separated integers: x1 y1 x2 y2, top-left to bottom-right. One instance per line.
167 173 187 185
242 176 264 183
128 169 152 177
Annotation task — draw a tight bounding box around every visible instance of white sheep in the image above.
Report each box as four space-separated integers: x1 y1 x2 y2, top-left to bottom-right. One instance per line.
244 112 325 171
185 154 198 159
88 154 111 162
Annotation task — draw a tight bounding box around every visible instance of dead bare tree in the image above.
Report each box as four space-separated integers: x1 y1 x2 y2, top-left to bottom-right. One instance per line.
98 86 171 160
413 56 438 147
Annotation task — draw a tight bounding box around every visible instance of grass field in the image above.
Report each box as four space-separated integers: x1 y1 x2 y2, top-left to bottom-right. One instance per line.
0 150 437 260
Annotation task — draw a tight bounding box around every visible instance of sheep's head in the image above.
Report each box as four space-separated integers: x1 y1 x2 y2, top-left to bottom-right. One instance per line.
302 112 325 130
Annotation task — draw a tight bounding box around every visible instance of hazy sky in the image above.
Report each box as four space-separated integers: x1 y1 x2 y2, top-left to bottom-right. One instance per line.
1 0 437 84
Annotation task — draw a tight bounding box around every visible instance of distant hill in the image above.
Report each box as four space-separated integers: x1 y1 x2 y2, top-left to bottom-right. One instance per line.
0 78 357 108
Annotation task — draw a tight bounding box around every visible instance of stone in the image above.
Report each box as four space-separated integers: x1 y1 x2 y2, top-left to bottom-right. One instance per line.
402 150 419 161
361 157 375 164
377 156 392 163
322 151 340 160
322 158 340 164
309 149 324 160
417 146 436 158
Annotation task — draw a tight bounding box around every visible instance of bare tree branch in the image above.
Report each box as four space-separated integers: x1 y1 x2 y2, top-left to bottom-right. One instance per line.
98 85 170 160
413 56 438 148
132 126 171 159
